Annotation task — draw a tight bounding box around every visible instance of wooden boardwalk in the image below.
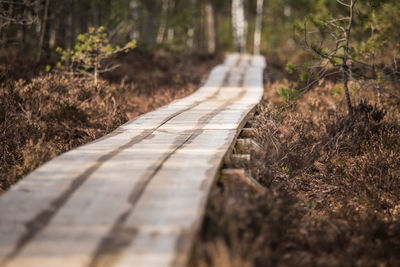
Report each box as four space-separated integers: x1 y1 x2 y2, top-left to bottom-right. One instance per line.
0 54 266 267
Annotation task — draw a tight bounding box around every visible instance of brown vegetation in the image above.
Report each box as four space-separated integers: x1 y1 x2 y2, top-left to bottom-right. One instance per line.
0 50 219 192
191 70 400 266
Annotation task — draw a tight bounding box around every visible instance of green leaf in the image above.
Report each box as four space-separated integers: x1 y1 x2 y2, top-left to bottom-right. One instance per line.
285 62 296 74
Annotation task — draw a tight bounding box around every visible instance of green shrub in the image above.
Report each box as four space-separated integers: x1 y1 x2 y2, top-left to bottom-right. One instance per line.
285 62 296 74
57 26 136 84
277 86 300 102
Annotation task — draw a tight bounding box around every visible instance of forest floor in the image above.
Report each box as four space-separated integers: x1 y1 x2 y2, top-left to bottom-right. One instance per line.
0 50 220 192
191 61 400 266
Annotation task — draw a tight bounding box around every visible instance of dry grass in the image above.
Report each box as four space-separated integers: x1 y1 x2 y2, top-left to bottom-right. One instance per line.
191 71 400 266
0 50 218 192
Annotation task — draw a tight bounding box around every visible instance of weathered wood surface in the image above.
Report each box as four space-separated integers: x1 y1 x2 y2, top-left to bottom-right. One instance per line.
0 53 265 267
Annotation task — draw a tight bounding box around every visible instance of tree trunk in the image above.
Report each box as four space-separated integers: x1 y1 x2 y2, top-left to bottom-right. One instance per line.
253 0 264 55
232 0 246 53
204 0 216 54
342 0 357 116
20 8 28 56
36 0 50 62
140 0 159 48
156 0 169 44
94 57 99 85
65 0 74 71
21 23 27 56
129 0 140 40
193 0 203 51
166 0 176 44
187 28 194 49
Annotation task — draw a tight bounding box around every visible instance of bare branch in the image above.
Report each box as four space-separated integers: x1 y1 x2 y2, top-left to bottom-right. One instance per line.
336 0 351 7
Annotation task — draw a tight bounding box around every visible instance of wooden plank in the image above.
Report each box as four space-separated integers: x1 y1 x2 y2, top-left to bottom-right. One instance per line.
235 138 265 154
220 169 266 193
0 53 265 267
227 154 251 167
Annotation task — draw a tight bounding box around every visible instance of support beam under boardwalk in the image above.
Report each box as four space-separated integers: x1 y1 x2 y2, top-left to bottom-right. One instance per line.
0 54 266 267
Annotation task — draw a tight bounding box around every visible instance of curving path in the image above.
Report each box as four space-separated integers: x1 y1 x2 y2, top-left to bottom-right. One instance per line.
0 54 266 267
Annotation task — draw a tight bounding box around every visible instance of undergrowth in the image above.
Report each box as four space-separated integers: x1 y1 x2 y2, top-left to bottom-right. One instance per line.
191 76 400 266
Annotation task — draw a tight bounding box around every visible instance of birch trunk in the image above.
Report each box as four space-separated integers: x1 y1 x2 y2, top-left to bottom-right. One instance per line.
253 0 263 55
232 0 246 53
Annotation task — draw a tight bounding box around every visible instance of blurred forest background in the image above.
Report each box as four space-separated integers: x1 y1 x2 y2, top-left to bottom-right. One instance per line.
1 0 399 68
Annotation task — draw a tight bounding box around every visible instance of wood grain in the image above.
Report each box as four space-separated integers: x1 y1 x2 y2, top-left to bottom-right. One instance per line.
0 53 265 267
